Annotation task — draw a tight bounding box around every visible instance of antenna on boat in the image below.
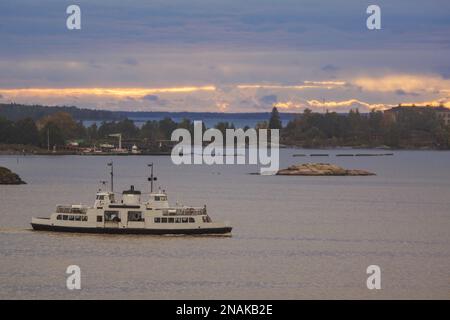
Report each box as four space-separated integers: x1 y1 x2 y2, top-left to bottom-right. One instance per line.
107 162 114 192
99 180 107 191
148 163 157 193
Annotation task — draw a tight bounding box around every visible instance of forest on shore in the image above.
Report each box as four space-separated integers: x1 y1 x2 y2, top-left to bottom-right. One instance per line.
1 104 450 151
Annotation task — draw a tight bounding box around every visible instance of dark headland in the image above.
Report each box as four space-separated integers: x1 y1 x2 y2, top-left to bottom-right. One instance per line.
0 166 26 184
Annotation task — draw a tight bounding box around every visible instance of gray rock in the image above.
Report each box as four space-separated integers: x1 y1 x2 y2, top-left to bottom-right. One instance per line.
277 163 375 176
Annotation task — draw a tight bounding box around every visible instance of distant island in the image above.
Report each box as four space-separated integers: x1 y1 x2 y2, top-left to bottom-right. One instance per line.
0 103 122 121
0 103 297 123
277 163 375 176
0 103 449 154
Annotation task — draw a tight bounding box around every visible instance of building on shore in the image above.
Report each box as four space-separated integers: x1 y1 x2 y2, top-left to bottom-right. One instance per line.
384 104 450 125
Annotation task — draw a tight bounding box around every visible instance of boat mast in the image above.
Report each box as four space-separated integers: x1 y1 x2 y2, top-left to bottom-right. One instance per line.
108 162 114 192
47 128 50 151
148 163 157 193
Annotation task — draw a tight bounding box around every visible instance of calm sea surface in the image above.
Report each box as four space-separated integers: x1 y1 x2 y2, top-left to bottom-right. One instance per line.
0 149 449 299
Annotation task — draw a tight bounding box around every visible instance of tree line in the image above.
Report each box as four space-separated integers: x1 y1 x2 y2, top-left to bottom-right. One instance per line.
280 108 450 149
0 103 121 121
1 107 449 150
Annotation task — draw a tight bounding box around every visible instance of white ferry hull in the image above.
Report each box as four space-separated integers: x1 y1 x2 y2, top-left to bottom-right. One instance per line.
31 219 232 235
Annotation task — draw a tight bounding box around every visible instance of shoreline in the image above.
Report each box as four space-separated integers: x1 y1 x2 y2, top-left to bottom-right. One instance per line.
1 143 450 157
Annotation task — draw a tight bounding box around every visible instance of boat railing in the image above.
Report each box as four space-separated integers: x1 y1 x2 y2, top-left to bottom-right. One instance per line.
162 207 206 216
56 205 88 214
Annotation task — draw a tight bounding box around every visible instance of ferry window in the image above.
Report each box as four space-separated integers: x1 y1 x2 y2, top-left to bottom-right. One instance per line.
69 215 75 221
128 211 143 222
104 210 120 222
161 217 167 223
154 217 161 223
160 196 167 201
75 216 81 221
97 195 105 200
201 216 212 223
82 216 88 222
168 218 174 223
154 196 160 201
175 218 181 223
63 215 68 220
182 217 188 223
188 217 195 223
57 215 62 220
97 216 103 222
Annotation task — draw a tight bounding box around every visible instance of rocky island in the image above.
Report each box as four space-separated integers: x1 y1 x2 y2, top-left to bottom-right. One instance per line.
0 166 26 184
277 163 375 176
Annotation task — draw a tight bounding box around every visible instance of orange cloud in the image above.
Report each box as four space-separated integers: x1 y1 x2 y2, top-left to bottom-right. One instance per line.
274 98 450 111
353 74 450 94
306 99 389 110
237 81 346 91
396 100 450 108
0 86 217 98
216 102 229 112
273 101 304 109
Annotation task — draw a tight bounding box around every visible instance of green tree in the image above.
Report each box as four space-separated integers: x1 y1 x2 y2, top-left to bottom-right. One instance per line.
158 117 177 140
268 107 282 129
116 119 139 139
255 121 268 130
214 122 235 135
39 122 65 148
140 120 161 141
87 123 98 142
0 116 14 144
14 118 39 145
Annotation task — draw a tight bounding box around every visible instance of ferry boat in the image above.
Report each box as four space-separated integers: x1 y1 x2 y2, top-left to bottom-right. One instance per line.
31 163 232 235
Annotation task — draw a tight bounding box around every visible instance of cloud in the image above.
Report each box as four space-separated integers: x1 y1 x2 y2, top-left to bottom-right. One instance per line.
306 99 388 111
142 94 159 101
395 89 420 96
1 78 448 113
273 99 389 112
437 66 450 79
0 1 449 106
238 81 346 90
353 74 450 95
121 57 139 66
259 94 278 105
0 86 217 98
321 64 339 72
396 99 450 108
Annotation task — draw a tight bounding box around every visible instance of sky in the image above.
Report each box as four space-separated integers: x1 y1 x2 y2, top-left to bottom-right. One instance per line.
0 0 449 113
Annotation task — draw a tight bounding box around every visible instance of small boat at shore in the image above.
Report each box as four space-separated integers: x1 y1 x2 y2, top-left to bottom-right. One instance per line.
31 163 232 235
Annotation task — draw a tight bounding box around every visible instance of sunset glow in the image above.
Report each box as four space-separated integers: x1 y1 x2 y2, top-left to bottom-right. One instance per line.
0 86 217 98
